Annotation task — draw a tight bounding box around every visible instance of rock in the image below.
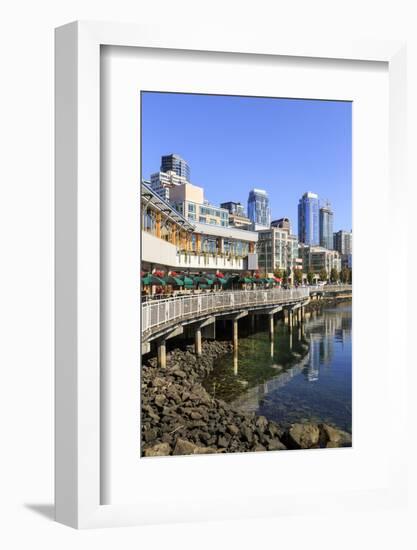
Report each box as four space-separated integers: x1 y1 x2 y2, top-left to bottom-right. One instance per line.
241 426 253 443
320 424 352 447
154 395 166 408
173 438 216 456
217 435 230 448
267 438 287 451
152 377 166 388
143 428 158 443
227 424 240 436
173 369 187 379
190 411 203 420
286 423 320 449
256 415 268 432
143 442 171 457
253 444 267 452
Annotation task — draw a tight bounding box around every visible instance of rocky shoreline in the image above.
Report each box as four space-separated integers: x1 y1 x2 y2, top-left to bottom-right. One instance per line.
141 339 351 457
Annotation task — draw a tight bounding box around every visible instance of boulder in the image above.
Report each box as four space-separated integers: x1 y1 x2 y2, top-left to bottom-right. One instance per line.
255 415 269 432
286 423 320 449
143 442 171 457
320 424 352 447
173 438 217 456
267 438 287 451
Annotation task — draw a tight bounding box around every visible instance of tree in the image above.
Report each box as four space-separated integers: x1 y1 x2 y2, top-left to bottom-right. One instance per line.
274 268 283 279
293 267 303 285
340 267 350 283
330 267 339 283
319 268 328 281
307 271 315 285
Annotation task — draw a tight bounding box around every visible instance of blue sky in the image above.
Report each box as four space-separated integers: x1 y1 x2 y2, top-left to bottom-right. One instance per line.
141 92 352 232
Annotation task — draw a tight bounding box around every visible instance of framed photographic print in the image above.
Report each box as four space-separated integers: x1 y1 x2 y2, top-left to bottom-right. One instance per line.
55 21 408 528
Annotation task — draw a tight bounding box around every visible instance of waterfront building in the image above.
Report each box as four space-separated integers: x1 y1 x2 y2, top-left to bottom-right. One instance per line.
247 189 271 229
160 153 190 181
298 192 319 245
170 182 229 227
149 170 188 201
333 230 352 255
299 243 341 277
271 217 291 233
220 201 252 230
256 227 299 276
220 201 246 216
319 202 334 249
141 182 258 273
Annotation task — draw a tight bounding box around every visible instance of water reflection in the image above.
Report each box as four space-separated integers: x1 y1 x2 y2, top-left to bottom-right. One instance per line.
203 303 352 432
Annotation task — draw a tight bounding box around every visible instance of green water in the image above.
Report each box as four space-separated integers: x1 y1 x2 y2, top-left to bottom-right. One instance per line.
202 303 352 432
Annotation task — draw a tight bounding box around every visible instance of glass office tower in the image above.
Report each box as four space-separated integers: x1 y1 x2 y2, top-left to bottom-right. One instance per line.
319 202 334 249
247 189 271 228
298 192 319 245
160 154 190 181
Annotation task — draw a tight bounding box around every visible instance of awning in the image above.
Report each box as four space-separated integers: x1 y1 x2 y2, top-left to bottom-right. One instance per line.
141 275 166 286
163 276 184 286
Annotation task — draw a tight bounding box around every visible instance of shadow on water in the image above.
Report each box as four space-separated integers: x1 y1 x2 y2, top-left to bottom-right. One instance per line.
202 303 352 432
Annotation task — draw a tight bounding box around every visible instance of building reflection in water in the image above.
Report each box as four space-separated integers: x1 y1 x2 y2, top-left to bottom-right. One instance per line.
303 307 351 383
230 306 352 412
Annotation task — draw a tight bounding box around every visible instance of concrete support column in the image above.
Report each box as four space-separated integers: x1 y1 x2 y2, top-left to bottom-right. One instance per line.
289 309 293 332
250 315 255 332
269 313 274 340
195 327 202 356
233 319 238 351
157 339 166 369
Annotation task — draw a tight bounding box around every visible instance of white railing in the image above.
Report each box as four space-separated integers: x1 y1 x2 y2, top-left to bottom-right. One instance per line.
142 287 309 335
309 284 352 292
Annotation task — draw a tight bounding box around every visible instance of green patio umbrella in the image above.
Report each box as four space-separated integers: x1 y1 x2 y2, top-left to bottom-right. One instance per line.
141 274 166 286
163 276 184 286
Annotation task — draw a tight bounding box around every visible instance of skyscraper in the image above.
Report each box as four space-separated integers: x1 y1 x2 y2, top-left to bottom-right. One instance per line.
298 192 319 245
160 154 190 181
333 230 352 255
247 189 271 229
319 202 334 249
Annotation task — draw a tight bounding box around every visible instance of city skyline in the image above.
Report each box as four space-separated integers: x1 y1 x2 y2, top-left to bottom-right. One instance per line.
141 92 352 233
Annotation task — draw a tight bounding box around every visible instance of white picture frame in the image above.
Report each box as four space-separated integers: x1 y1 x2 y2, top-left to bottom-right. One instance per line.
55 20 408 529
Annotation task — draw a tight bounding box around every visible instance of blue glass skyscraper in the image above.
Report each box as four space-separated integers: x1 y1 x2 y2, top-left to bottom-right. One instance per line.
319 202 334 249
160 154 190 181
298 192 319 245
247 189 271 228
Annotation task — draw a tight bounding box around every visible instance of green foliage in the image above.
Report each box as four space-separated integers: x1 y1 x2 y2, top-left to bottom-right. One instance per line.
307 271 315 285
330 267 339 283
319 268 328 281
293 267 303 284
339 267 351 283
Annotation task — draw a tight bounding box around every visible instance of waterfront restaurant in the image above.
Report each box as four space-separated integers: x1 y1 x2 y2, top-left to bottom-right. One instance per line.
141 182 259 281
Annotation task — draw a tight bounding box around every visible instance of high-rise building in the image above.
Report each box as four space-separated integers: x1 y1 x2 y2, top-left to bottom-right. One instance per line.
220 201 246 217
160 154 190 181
319 202 334 249
150 170 188 201
333 230 352 255
220 201 251 230
271 217 291 233
247 189 271 229
298 192 319 245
